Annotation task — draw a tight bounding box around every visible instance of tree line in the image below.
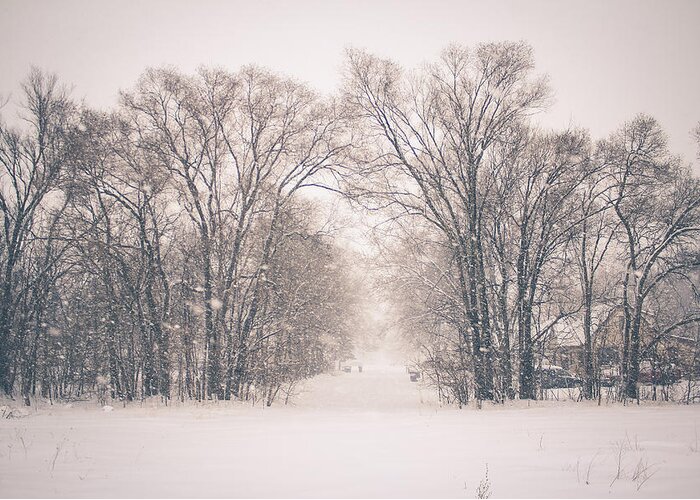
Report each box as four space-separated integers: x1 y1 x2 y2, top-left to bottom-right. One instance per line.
0 67 357 405
1 42 699 406
341 42 700 404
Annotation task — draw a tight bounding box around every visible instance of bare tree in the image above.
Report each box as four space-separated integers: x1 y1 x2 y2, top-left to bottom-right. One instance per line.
572 167 617 399
501 129 594 399
120 65 349 400
344 42 550 400
605 115 700 400
0 69 75 395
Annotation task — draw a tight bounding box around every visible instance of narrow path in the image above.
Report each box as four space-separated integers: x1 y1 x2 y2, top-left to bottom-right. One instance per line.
293 361 432 411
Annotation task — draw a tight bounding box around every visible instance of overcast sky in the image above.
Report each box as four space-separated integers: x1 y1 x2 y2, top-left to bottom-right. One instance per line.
1 0 699 168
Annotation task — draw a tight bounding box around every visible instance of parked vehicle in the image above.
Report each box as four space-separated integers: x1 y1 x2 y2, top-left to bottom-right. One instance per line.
340 359 363 373
537 366 582 389
638 362 681 385
599 365 621 387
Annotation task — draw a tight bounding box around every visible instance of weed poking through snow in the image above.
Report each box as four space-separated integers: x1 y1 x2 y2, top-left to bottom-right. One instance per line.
475 463 491 499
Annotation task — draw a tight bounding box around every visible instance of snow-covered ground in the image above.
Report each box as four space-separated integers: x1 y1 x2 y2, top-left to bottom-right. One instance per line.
2 359 700 498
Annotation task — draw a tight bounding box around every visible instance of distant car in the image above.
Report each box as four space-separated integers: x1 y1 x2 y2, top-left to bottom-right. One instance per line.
599 374 620 387
408 371 421 382
341 359 363 373
538 366 582 389
599 365 621 387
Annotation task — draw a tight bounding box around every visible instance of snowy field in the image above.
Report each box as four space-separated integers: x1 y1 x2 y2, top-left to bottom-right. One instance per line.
2 362 700 498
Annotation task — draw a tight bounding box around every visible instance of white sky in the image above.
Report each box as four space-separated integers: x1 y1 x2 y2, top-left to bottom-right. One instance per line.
1 0 699 167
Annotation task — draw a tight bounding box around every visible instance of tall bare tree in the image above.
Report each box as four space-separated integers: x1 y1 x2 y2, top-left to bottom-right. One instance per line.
605 115 700 399
344 42 550 400
0 69 75 395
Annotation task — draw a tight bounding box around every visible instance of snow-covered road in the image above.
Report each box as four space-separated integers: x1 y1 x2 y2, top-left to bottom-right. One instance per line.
2 361 700 498
293 362 434 411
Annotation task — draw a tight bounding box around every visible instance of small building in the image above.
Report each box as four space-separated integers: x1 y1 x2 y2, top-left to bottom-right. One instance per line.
548 306 698 381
